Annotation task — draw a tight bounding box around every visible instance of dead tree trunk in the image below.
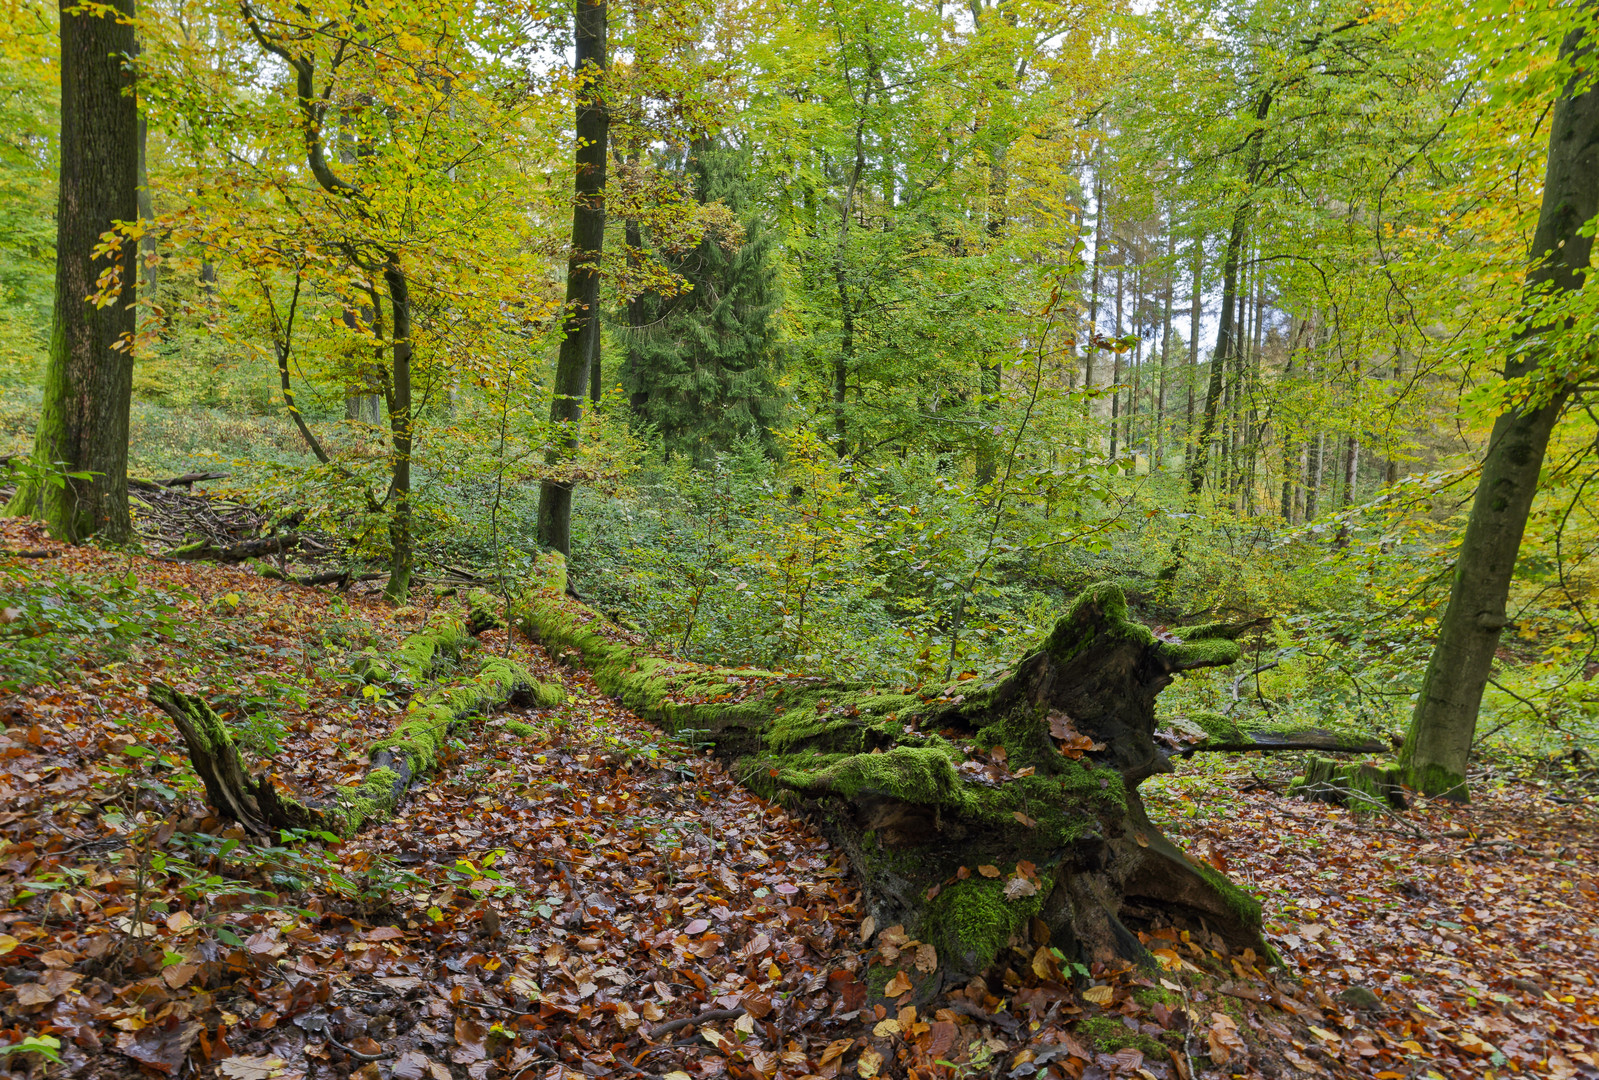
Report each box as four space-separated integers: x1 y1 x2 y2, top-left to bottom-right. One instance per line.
516 563 1270 994
154 615 564 837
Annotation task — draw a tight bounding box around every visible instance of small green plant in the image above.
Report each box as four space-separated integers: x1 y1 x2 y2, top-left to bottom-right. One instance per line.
0 1035 63 1064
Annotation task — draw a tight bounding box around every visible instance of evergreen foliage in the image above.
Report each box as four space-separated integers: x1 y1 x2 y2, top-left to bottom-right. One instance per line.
618 141 783 462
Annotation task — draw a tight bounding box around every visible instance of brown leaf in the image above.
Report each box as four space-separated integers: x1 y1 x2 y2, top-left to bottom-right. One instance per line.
116 1016 202 1074
818 1039 855 1067
913 943 938 973
1003 876 1038 900
883 971 913 998
1081 985 1113 1005
452 1016 487 1063
391 1052 432 1080
977 865 1001 878
162 962 199 989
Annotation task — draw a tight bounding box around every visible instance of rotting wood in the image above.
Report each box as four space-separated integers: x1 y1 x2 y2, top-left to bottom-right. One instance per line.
154 616 566 837
513 554 1273 996
165 533 301 564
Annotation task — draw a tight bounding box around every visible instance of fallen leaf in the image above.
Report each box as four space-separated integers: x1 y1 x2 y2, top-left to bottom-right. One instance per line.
1082 985 1113 1005
857 1048 884 1078
883 971 913 998
977 865 1001 878
220 1057 290 1080
1004 876 1038 899
914 943 937 973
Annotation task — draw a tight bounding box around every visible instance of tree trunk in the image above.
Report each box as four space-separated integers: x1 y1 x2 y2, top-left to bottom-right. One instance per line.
537 0 609 556
517 566 1269 989
1401 12 1596 801
6 0 138 544
382 259 415 603
1188 91 1270 496
1109 262 1123 460
1155 231 1173 471
1186 236 1201 460
1083 172 1105 441
1407 10 1592 803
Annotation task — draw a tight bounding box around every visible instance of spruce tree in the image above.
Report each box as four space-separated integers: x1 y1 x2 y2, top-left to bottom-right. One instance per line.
619 141 783 462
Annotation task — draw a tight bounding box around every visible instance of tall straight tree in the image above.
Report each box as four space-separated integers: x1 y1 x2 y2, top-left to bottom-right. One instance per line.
1400 9 1597 800
538 0 610 556
7 0 138 542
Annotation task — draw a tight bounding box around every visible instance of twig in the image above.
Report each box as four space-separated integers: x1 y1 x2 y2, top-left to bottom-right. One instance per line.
645 1007 746 1040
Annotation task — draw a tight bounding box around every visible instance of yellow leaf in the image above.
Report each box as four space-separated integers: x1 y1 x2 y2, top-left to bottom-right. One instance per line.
819 1039 855 1067
858 1048 884 1078
977 865 1001 878
1082 985 1113 1005
873 1019 901 1037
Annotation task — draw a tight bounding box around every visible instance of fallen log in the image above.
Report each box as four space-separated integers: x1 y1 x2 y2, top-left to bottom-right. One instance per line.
514 557 1271 994
1172 726 1389 757
166 534 300 564
153 616 566 837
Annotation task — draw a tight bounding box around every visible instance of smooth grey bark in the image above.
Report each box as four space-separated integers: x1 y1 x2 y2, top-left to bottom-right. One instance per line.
538 0 610 555
1401 12 1596 798
6 0 138 543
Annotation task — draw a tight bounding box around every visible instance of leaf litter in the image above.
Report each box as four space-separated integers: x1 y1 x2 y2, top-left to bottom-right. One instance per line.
1 517 1596 1079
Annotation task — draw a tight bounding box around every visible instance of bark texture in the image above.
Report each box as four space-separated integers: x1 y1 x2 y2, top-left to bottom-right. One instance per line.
6 0 138 543
1401 14 1597 799
538 0 610 556
517 561 1269 991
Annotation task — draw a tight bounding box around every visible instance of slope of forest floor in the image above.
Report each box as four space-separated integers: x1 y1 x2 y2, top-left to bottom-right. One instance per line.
1 518 1597 1080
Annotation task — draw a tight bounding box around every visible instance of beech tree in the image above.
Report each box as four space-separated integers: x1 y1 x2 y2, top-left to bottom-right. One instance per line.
6 0 138 542
1401 8 1598 799
538 0 611 557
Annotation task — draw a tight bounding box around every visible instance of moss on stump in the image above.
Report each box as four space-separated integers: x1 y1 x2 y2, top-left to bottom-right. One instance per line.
515 557 1270 989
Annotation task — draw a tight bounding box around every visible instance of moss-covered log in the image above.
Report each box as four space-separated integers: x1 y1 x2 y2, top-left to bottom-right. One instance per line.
1168 712 1388 757
167 533 301 564
515 557 1271 992
152 618 564 837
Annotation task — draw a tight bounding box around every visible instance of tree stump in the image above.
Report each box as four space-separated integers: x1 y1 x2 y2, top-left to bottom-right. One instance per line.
516 564 1271 992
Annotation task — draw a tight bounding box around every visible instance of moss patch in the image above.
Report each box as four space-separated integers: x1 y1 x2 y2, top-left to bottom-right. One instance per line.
920 874 1050 977
1075 1016 1171 1058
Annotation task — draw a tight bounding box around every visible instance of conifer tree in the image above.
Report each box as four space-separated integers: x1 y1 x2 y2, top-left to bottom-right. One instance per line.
619 141 782 462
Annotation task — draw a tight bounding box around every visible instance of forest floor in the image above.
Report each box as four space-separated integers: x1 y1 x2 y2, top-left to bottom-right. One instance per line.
1 517 1597 1080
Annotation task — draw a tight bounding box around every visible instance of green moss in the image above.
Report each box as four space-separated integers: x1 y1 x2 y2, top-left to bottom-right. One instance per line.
1400 761 1468 801
799 745 968 805
1132 986 1182 1009
920 874 1050 976
1161 636 1240 669
373 657 539 777
1075 1016 1170 1058
1189 858 1263 933
504 720 538 737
